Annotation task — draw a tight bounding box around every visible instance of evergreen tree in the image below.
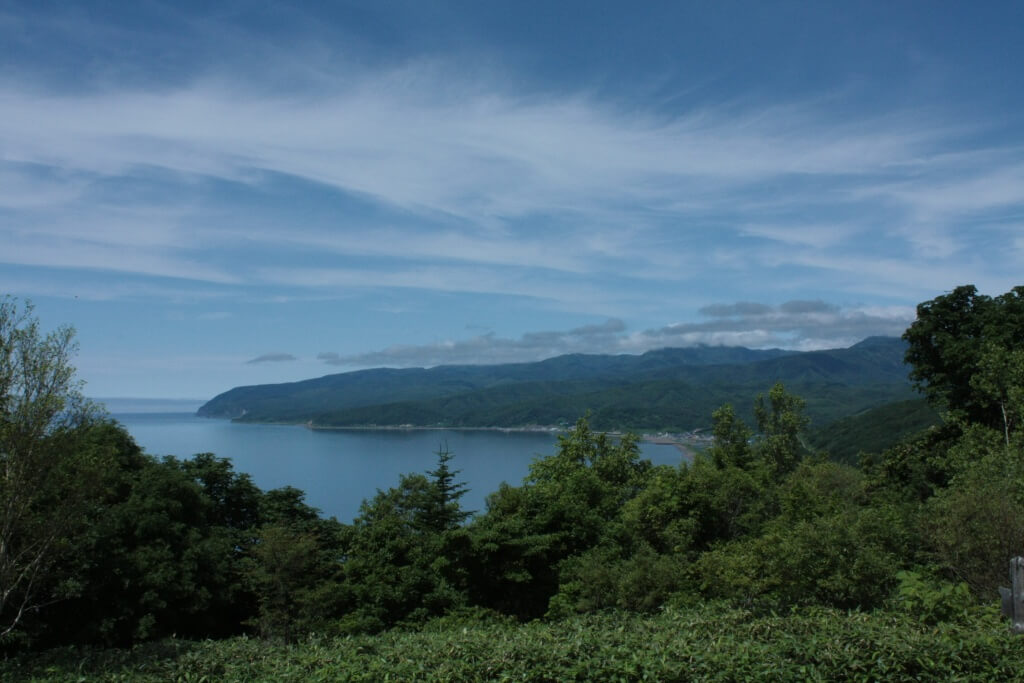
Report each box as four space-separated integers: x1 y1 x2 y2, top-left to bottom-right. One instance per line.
422 445 472 533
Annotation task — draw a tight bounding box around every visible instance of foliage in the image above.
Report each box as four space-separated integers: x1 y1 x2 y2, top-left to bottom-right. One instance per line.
903 284 1024 428
467 418 652 619
893 569 974 625
969 343 1024 446
547 542 687 616
335 448 473 633
32 442 331 647
9 286 1024 659
754 381 810 478
5 604 1022 682
0 297 104 640
695 461 909 611
923 429 1024 598
861 422 963 502
707 403 752 469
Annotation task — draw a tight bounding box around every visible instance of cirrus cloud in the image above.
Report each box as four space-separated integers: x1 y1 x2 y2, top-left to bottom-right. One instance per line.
245 352 297 364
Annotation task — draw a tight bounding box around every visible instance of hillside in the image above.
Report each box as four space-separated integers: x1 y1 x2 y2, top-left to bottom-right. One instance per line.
198 337 918 431
808 398 941 465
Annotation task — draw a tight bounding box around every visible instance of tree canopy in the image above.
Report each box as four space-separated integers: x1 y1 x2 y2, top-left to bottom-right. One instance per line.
903 284 1024 429
0 297 103 639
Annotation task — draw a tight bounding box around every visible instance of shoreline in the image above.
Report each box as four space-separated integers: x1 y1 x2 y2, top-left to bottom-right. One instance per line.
305 422 701 458
203 415 704 459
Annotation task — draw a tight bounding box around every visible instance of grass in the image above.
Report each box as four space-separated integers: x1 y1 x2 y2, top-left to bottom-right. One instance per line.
4 603 1021 681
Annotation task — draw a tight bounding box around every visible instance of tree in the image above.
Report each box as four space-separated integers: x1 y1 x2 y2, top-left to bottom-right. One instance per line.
421 446 472 533
925 435 1024 598
754 381 809 478
903 285 1024 428
244 525 334 642
707 404 753 470
337 450 475 633
0 297 102 639
969 343 1024 447
467 418 652 618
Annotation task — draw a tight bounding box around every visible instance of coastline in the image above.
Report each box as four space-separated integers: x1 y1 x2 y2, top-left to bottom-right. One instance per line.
201 415 704 460
305 422 702 458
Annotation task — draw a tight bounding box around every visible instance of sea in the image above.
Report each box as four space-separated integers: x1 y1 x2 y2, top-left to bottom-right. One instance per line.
104 399 687 524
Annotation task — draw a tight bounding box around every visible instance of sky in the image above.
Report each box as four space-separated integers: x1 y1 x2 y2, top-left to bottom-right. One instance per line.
3 1 1024 400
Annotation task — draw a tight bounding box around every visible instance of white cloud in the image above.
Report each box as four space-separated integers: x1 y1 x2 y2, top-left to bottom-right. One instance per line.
314 300 912 369
319 318 628 367
0 70 977 233
2 54 1021 312
738 223 857 249
642 300 913 350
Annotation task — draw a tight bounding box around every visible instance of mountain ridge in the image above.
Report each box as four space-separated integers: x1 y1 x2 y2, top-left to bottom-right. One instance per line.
198 337 915 432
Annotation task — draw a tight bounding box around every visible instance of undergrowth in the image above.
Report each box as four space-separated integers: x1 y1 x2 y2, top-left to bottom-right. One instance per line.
4 603 1020 682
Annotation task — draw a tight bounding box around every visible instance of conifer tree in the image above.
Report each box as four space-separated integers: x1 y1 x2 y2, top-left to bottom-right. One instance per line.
422 445 471 533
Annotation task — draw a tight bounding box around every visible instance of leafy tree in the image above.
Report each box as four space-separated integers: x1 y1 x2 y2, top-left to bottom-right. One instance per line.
707 404 753 469
179 452 263 531
753 381 809 478
969 343 1024 447
547 542 687 616
620 464 698 554
696 460 908 610
924 427 1024 598
468 418 652 618
861 422 962 502
0 297 104 640
244 525 337 642
903 284 1024 427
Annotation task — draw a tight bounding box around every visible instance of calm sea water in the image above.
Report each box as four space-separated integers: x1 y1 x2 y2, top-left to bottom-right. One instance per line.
113 412 686 523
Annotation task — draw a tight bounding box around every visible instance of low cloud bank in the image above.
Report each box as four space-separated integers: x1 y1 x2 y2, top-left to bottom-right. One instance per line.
319 319 627 368
643 300 913 351
314 301 914 369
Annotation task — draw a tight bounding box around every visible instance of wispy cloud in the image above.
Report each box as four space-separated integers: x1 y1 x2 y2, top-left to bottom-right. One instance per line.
3 59 1021 308
245 352 297 364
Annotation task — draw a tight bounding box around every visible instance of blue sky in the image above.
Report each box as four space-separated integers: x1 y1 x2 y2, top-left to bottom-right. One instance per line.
3 1 1023 399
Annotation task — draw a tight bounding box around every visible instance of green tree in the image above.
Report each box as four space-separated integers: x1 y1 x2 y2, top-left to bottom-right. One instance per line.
468 418 652 618
903 284 1024 427
707 404 753 470
244 524 339 642
0 297 103 639
969 343 1024 447
696 460 909 610
753 381 809 478
924 427 1024 598
337 450 473 633
421 446 472 533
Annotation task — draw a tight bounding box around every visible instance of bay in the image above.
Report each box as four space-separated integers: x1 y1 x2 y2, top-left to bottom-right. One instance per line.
113 412 687 523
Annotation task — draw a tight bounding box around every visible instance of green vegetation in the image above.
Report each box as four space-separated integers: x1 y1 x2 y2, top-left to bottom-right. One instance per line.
4 286 1024 679
4 605 1018 681
198 337 917 432
807 398 940 465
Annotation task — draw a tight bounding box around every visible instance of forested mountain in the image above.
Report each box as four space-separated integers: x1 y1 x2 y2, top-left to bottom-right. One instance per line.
198 336 916 431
